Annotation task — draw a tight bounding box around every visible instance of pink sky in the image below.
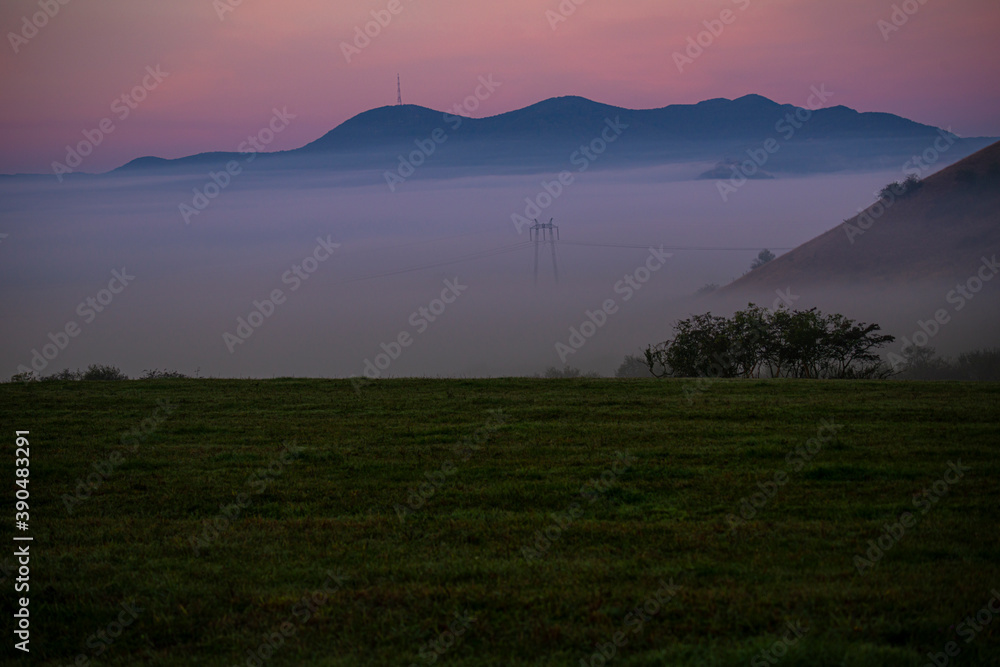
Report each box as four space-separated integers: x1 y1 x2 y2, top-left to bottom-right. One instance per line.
1 0 997 174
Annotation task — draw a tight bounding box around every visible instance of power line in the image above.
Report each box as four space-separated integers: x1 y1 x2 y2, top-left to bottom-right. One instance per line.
332 236 793 285
354 228 497 253
340 242 532 284
560 241 795 251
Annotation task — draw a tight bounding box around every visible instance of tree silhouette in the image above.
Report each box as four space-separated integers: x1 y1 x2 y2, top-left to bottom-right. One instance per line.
750 249 776 270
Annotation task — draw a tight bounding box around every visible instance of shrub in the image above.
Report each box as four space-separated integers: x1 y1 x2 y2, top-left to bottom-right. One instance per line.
878 174 923 201
140 369 188 380
537 365 600 379
40 368 83 382
955 348 1000 381
894 346 954 380
82 364 129 381
897 347 1000 381
644 304 895 380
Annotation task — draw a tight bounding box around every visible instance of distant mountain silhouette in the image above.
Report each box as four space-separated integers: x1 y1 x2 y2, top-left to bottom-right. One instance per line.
106 94 995 177
301 94 952 151
723 140 1000 289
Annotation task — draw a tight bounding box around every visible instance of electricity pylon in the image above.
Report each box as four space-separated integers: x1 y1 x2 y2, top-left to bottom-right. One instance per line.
530 218 559 285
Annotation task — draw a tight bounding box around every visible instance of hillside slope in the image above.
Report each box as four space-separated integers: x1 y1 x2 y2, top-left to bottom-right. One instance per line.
725 140 1000 289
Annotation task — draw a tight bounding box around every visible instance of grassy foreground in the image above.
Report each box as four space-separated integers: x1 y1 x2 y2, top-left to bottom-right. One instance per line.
2 379 999 666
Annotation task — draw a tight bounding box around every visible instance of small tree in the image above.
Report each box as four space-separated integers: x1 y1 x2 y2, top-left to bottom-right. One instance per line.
878 174 922 201
895 346 953 380
895 347 1000 381
615 355 650 378
652 312 736 378
726 303 772 378
955 348 1000 381
816 312 896 379
750 249 775 270
643 343 672 379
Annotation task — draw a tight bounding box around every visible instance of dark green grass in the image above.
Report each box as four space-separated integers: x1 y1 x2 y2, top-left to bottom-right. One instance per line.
1 379 999 666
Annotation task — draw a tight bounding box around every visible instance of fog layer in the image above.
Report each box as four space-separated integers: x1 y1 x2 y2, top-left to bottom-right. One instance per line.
2 162 995 378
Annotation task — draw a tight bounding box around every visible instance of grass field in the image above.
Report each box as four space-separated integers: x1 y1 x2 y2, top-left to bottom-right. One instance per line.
2 379 999 666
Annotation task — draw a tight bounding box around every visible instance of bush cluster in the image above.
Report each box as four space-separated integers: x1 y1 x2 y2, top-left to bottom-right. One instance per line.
877 174 923 201
644 304 896 380
535 365 601 379
895 347 1000 381
9 365 189 383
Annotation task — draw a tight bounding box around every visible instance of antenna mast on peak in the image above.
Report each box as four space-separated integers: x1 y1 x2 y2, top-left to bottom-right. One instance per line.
396 74 402 106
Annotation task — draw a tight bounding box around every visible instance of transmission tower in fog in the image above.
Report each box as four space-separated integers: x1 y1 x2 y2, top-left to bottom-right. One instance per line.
397 74 402 106
530 218 559 286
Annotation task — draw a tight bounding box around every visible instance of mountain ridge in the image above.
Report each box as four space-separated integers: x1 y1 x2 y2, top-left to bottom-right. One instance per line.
24 94 994 177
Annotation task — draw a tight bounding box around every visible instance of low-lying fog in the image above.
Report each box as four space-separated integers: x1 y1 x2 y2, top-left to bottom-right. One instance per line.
1 162 994 378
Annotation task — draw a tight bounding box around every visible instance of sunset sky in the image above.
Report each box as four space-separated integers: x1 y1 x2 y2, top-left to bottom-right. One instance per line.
1 0 997 174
